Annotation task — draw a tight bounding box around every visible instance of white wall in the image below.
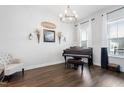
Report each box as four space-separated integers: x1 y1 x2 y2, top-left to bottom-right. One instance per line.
76 6 124 72
0 5 76 70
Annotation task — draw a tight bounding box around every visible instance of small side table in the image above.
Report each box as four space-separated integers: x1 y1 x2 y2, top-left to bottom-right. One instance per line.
108 63 120 72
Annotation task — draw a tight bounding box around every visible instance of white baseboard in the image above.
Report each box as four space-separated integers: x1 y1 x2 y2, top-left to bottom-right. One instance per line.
24 61 64 71
94 62 101 66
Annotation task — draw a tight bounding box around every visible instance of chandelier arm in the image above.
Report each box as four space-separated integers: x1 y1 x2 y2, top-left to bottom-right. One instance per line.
59 5 78 23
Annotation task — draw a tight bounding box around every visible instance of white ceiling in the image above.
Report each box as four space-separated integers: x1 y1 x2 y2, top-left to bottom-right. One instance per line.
69 5 113 19
21 5 121 21
36 5 116 20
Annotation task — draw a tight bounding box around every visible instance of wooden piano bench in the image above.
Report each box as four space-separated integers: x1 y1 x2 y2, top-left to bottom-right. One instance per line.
67 58 84 73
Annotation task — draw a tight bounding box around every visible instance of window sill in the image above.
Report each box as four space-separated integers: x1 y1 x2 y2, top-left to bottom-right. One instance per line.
108 55 124 59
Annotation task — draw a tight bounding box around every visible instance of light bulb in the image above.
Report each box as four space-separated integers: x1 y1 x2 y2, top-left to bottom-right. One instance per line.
69 17 73 20
64 9 67 14
73 10 76 14
59 14 62 18
75 14 78 18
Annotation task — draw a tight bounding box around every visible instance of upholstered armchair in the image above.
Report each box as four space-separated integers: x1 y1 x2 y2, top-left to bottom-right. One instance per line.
0 62 4 81
0 53 24 77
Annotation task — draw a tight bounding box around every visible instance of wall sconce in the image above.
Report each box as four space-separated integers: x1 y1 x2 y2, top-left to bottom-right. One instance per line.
58 32 62 44
63 37 66 42
29 33 33 40
35 29 40 44
28 29 41 44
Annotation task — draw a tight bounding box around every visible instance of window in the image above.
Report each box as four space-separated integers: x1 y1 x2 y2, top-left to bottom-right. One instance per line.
81 30 87 47
80 22 88 48
108 19 124 56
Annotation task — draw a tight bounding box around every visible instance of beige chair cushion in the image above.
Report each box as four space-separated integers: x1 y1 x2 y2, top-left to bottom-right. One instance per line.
5 62 23 75
0 64 4 75
0 53 24 76
0 53 13 65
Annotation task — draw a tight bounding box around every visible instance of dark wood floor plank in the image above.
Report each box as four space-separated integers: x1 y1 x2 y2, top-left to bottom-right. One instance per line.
2 63 124 87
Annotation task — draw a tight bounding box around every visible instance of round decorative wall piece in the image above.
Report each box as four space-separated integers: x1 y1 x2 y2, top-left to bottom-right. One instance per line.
41 21 56 29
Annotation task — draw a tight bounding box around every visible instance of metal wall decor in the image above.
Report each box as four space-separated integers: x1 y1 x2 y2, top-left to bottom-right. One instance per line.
41 21 56 29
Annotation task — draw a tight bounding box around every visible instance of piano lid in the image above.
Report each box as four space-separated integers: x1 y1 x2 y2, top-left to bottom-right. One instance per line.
63 46 92 55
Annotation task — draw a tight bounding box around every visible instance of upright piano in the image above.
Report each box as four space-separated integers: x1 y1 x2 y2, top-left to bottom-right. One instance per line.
62 46 93 67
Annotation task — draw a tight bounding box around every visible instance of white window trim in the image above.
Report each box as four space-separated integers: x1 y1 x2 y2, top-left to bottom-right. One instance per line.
108 19 124 57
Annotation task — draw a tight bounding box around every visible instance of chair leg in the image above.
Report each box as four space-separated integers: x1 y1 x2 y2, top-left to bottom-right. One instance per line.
0 76 7 85
0 74 5 83
22 68 24 77
81 64 83 76
74 64 78 70
5 76 10 82
65 62 67 68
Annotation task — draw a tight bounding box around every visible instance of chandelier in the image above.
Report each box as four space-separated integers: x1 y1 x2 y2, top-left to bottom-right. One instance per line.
59 5 78 23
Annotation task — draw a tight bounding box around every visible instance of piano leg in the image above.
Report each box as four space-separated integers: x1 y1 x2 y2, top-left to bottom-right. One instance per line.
74 64 78 70
81 64 83 75
88 58 93 67
64 56 67 68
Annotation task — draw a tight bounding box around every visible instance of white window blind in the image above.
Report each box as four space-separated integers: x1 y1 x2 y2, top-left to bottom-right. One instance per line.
79 22 89 48
107 7 124 56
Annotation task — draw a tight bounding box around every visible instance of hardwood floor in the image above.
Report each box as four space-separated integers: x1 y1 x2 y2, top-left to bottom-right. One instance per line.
2 63 124 87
